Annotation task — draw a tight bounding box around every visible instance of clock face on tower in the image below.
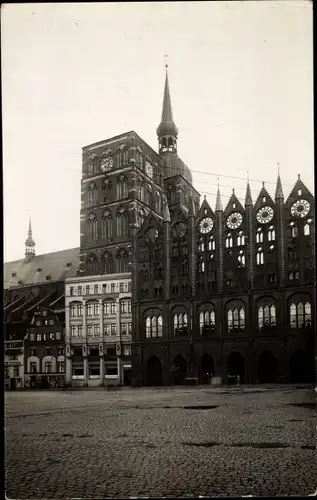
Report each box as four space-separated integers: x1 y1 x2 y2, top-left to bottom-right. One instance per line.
100 156 113 172
226 212 243 230
291 199 310 218
145 161 153 178
256 206 274 224
199 217 213 234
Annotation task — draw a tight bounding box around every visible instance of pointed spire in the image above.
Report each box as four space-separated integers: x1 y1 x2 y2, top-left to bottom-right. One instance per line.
163 200 171 222
245 181 253 206
215 182 223 212
25 215 36 258
157 66 178 152
275 172 284 200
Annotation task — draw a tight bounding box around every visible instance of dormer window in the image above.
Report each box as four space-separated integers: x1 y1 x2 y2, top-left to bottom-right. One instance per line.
298 189 302 196
46 275 51 281
66 262 72 268
263 196 266 202
232 203 236 209
11 272 17 278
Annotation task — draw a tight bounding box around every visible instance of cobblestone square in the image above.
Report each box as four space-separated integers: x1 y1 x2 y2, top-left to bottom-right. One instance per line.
5 386 316 498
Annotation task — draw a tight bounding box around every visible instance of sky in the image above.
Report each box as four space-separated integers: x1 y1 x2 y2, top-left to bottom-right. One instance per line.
2 1 314 262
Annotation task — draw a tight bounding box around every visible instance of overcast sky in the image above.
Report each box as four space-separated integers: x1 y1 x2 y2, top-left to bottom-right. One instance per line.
2 1 313 262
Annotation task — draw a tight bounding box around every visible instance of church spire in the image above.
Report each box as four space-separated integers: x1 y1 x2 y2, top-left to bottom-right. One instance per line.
25 215 36 259
157 65 178 154
275 170 284 200
215 182 223 212
245 181 253 206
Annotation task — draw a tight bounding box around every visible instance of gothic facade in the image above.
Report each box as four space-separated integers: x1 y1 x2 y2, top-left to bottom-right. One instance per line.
132 174 315 385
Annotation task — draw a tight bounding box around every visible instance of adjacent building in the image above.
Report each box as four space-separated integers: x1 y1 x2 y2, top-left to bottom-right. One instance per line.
65 274 132 387
4 331 25 390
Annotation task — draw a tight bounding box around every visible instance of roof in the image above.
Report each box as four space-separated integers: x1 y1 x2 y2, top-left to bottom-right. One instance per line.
4 247 80 290
163 154 193 184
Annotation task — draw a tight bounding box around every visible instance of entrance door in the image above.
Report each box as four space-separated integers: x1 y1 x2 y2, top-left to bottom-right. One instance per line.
171 354 187 385
124 369 132 386
146 356 163 386
289 349 311 383
227 352 245 383
10 378 16 390
200 354 215 384
257 351 277 383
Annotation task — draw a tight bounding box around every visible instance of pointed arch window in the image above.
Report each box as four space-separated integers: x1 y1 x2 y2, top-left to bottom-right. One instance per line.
268 273 277 284
199 309 216 334
155 191 161 214
268 226 275 241
237 231 245 246
145 315 163 338
117 175 128 200
87 183 98 208
173 313 188 336
92 157 98 174
87 214 98 243
172 243 179 257
227 307 245 332
101 210 113 240
225 233 233 248
198 257 204 273
237 250 245 267
208 236 215 251
145 184 152 206
87 159 93 175
102 180 112 203
117 207 128 237
198 239 204 252
289 221 298 238
181 243 188 255
256 228 263 244
290 301 311 328
138 208 146 227
257 304 276 329
256 247 264 265
87 254 98 276
102 252 114 274
117 248 129 273
181 259 188 276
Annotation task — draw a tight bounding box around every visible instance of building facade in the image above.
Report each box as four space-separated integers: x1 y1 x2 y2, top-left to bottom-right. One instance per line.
65 274 132 387
4 333 24 390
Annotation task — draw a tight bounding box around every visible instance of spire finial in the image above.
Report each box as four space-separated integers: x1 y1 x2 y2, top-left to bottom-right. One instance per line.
247 170 249 182
232 188 235 195
204 194 206 200
262 181 265 188
298 173 300 180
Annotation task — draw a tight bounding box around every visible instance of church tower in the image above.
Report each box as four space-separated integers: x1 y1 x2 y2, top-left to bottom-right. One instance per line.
157 66 178 156
25 216 36 262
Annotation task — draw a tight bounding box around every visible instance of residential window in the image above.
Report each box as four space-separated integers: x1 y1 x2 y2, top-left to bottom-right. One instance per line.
43 333 47 341
70 287 74 296
290 301 312 329
4 367 9 378
102 284 107 294
58 361 65 373
120 301 126 314
86 285 90 295
44 362 52 373
30 333 35 341
78 325 83 337
128 322 132 334
49 333 55 340
30 362 37 373
70 325 77 337
78 304 83 316
103 302 110 315
49 319 54 326
111 302 116 315
58 347 64 356
70 304 77 317
120 323 127 335
30 348 36 356
258 305 276 329
36 334 41 341
56 331 61 340
13 367 19 377
120 283 124 293
44 347 52 356
106 365 118 375
87 304 93 316
78 286 82 295
227 307 245 332
87 325 93 336
104 324 110 336
106 347 116 357
111 284 115 293
111 323 116 336
36 320 41 326
93 303 100 316
94 284 99 294
128 300 132 313
94 324 100 336
123 345 131 356
128 282 132 292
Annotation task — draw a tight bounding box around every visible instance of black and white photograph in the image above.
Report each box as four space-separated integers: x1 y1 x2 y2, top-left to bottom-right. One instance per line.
3 1 315 498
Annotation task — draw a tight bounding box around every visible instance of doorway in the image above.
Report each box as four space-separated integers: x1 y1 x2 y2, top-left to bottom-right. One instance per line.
146 355 163 386
227 352 245 383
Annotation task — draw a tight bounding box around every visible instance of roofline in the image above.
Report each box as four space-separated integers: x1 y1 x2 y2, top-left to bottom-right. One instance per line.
4 246 80 266
5 278 67 292
164 173 201 197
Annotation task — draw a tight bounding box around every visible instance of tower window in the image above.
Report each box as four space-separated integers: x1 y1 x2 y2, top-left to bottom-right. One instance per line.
256 247 264 265
225 233 233 248
298 189 302 196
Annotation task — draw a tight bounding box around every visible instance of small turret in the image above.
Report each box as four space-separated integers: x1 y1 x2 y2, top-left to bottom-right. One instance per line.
25 216 36 261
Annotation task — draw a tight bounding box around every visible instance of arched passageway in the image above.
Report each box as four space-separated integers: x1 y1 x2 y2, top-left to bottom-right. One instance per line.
257 351 278 383
146 355 163 386
289 349 313 383
227 352 245 384
171 354 187 385
200 354 215 384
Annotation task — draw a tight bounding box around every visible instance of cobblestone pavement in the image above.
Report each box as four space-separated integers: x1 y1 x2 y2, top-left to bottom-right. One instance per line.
5 385 316 498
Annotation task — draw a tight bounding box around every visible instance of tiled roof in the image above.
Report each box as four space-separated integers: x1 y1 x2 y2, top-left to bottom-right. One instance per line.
4 247 80 290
